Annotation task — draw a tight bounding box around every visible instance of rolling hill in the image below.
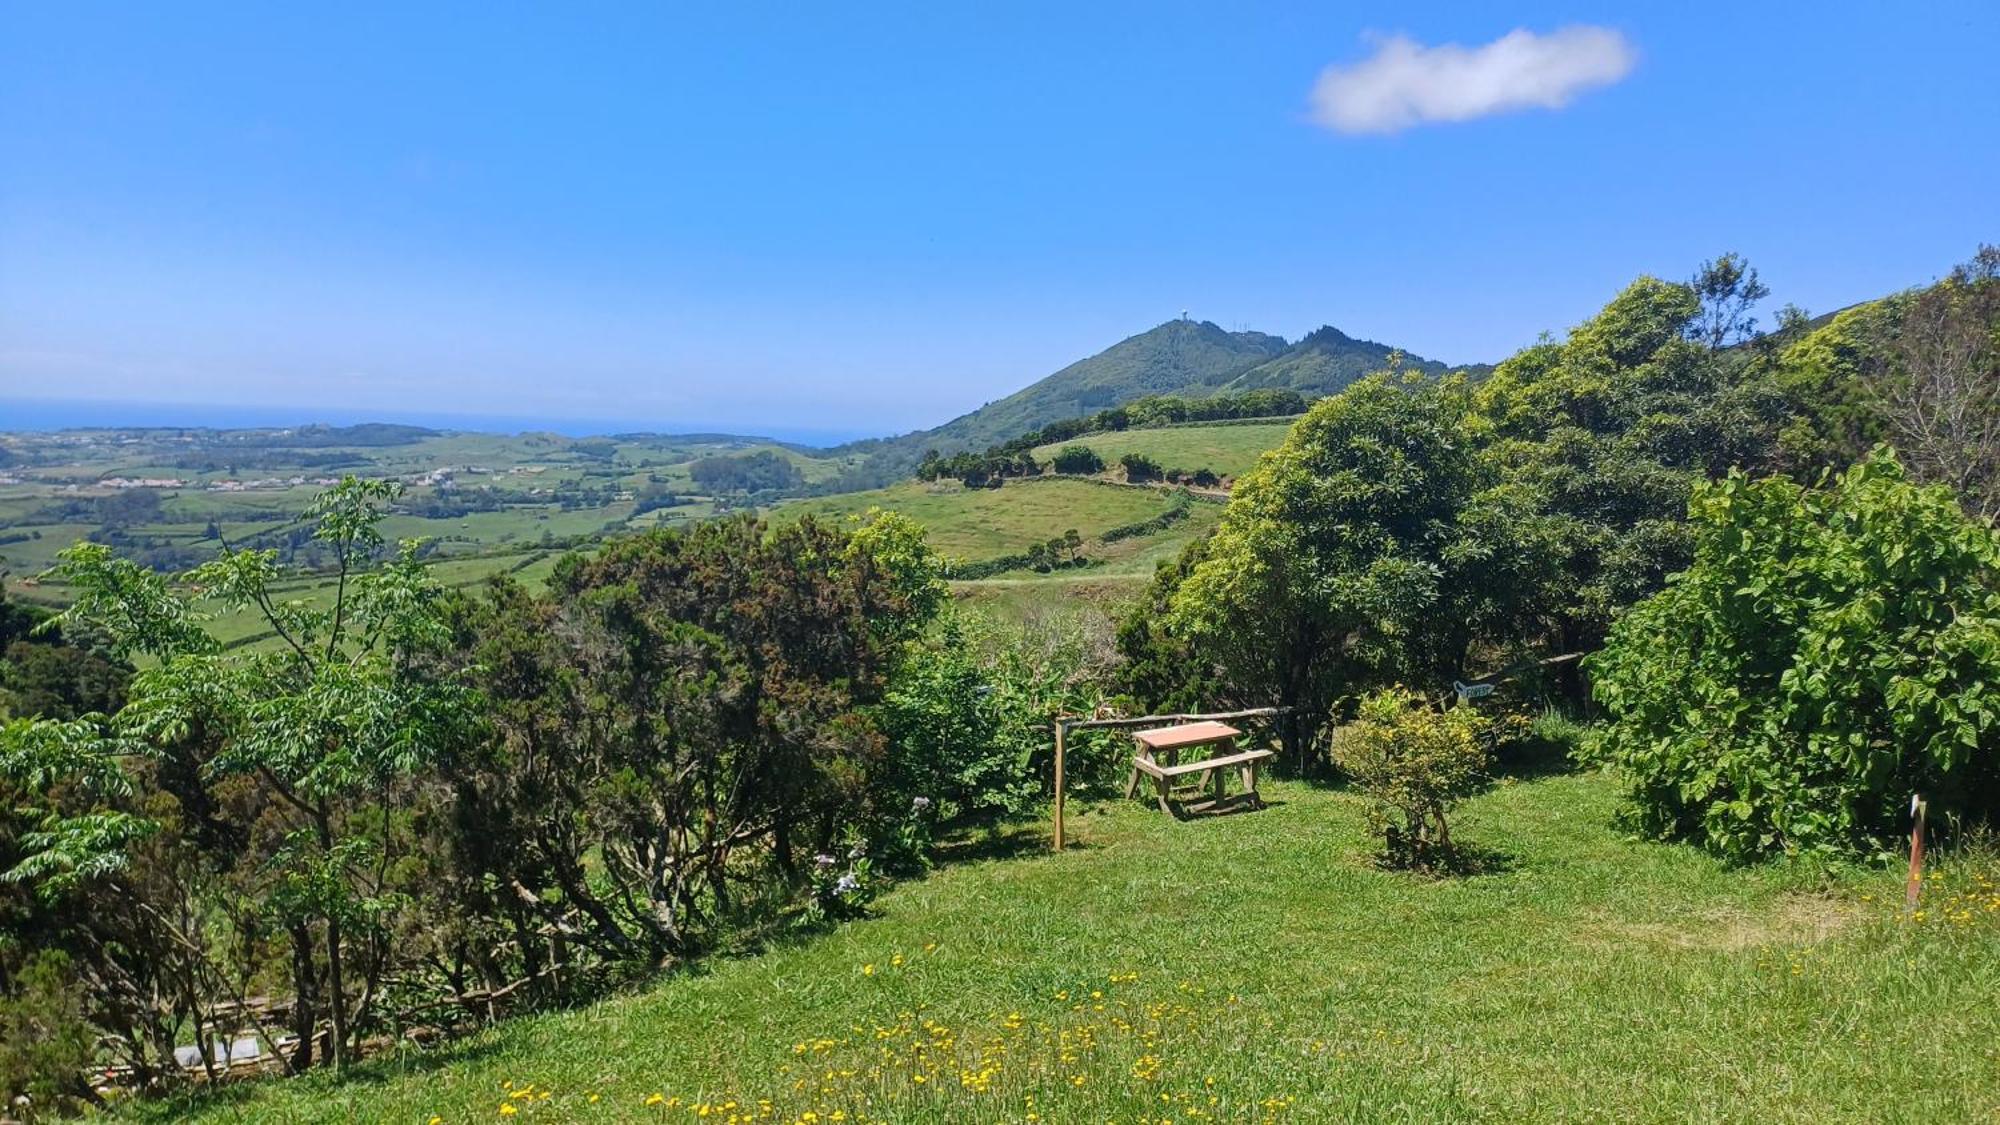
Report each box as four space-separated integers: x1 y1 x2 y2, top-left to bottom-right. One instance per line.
920 319 1288 451
827 318 1471 488
1220 324 1469 395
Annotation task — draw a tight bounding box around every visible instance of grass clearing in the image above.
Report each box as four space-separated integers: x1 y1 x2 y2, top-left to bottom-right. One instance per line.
135 769 2000 1123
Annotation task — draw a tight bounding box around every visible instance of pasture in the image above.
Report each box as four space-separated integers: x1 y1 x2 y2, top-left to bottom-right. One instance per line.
132 768 2000 1123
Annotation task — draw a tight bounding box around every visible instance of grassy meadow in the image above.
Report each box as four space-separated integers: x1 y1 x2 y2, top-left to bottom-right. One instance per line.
1028 420 1298 481
132 766 2000 1124
786 477 1210 564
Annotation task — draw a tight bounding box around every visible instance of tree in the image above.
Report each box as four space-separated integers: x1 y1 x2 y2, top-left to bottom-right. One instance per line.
1588 453 2000 861
1688 252 1770 350
1051 445 1104 475
1119 453 1162 483
0 477 474 1072
1148 374 1518 770
439 511 945 963
1474 273 1793 666
1868 245 2000 516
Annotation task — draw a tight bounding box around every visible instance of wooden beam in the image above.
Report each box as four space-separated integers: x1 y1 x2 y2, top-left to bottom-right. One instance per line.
1055 706 1289 733
1052 720 1066 852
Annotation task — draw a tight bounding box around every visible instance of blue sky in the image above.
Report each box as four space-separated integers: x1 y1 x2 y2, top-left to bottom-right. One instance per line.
3 2 1995 441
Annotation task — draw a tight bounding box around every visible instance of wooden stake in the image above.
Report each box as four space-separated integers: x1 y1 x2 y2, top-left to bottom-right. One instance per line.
1905 793 1928 912
1052 721 1066 852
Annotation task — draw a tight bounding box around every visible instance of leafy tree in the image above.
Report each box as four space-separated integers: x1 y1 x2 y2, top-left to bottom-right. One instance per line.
1588 453 2000 861
0 477 474 1071
1051 445 1104 475
1688 252 1771 350
1119 453 1162 483
439 511 945 963
688 450 807 494
1145 374 1526 770
1474 272 1794 665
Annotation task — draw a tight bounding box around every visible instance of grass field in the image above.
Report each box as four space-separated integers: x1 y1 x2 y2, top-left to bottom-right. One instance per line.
1029 422 1296 481
133 766 2000 1123
786 478 1197 563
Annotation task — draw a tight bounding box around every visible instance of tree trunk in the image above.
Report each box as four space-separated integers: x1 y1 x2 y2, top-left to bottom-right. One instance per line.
289 924 316 1071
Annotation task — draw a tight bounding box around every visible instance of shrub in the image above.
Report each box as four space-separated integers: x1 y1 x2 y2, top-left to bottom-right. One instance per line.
875 610 1105 827
1051 445 1104 475
0 951 97 1119
1120 453 1162 483
1331 687 1498 871
1588 452 2000 862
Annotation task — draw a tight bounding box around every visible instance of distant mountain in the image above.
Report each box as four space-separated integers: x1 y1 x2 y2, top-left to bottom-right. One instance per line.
923 319 1288 452
1219 325 1466 397
820 317 1478 490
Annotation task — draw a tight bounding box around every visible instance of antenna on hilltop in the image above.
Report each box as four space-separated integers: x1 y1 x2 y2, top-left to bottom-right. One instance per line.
1181 309 1189 322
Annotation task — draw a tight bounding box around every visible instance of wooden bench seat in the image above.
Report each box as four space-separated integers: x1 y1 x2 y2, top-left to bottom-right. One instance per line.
1132 747 1275 780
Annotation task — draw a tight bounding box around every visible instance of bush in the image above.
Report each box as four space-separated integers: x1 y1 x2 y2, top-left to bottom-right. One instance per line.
1330 687 1498 871
1120 453 1163 483
0 951 97 1119
875 611 1106 828
1051 445 1104 475
1588 452 2000 862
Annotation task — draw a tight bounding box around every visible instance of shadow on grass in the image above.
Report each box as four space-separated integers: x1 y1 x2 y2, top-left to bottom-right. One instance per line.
1369 840 1518 879
126 1037 510 1122
932 821 1063 865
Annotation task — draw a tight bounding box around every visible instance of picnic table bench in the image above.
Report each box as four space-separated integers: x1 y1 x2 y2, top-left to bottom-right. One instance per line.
1124 720 1274 817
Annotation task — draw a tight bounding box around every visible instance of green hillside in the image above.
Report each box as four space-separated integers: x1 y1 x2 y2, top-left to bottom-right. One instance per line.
136 771 2000 1124
826 319 1468 490
1221 325 1458 396
922 320 1288 452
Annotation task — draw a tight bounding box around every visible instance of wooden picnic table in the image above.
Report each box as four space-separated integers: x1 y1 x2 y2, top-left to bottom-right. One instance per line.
1124 720 1274 817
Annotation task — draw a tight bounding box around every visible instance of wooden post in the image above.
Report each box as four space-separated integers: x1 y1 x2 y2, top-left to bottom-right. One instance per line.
1052 721 1067 852
1905 793 1928 912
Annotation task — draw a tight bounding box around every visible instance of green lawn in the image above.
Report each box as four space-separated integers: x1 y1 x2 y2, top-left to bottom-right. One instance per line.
135 769 2000 1123
1030 422 1296 481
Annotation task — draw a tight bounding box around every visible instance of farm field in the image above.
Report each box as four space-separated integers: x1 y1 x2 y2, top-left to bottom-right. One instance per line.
785 477 1208 565
0 424 857 605
1029 420 1297 481
133 768 2000 1124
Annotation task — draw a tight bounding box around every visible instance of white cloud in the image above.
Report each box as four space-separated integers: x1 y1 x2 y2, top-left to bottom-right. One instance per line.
1308 26 1636 135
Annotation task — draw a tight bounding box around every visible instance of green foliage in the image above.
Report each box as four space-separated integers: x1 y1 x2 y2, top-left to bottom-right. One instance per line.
1051 445 1105 475
875 610 1101 828
0 476 476 1075
1474 273 1795 655
1330 688 1499 871
1588 453 2000 861
688 449 808 494
1118 452 1163 483
1148 373 1527 768
0 950 97 1119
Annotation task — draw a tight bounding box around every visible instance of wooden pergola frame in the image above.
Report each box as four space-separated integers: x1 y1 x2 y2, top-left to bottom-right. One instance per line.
1050 707 1290 850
